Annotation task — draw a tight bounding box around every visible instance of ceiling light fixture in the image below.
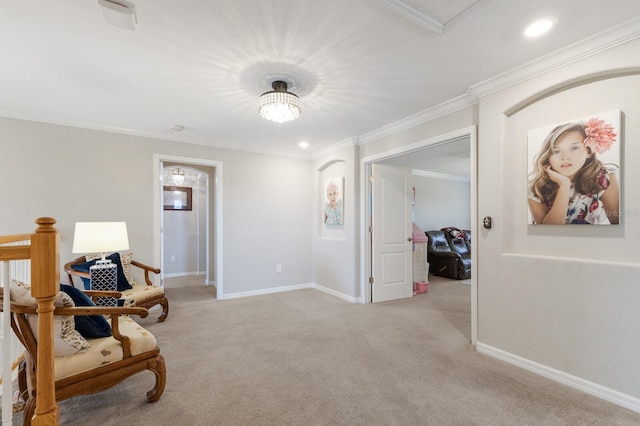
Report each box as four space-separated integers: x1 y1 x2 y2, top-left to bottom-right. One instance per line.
524 17 556 38
97 0 137 31
172 167 185 185
258 80 301 123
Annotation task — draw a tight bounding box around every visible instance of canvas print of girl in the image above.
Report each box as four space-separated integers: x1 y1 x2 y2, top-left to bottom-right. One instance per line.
527 110 621 225
324 178 344 225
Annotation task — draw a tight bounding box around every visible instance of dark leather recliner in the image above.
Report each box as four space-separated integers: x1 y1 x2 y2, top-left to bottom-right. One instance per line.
425 228 471 280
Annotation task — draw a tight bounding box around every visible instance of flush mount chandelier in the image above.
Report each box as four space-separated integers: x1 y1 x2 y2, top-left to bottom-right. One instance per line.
172 167 185 185
258 80 301 123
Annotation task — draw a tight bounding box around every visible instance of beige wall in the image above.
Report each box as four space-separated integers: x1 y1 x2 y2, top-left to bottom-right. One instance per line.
477 39 640 400
312 143 361 301
0 118 313 296
412 174 471 232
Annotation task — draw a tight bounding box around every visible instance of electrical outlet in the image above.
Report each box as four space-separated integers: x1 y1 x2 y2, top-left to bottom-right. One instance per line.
170 256 176 262
276 264 282 273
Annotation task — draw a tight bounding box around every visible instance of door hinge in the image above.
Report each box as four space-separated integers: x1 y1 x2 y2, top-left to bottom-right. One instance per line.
368 175 374 183
368 226 372 233
369 276 374 284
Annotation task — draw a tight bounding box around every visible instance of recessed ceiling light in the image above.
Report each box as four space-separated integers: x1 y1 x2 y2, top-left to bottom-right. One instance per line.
170 125 184 132
298 141 309 149
524 17 556 38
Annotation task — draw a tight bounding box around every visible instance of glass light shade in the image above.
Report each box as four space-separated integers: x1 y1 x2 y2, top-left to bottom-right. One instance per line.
172 167 185 185
72 222 130 257
258 81 301 123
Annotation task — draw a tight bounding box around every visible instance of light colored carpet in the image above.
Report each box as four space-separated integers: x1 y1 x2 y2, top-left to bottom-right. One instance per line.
11 275 640 425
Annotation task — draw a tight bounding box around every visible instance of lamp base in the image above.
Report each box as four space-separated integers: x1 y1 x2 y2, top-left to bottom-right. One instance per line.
90 259 118 306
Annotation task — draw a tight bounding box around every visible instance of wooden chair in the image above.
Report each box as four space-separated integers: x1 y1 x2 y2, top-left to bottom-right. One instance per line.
64 256 169 322
3 290 166 426
0 217 165 425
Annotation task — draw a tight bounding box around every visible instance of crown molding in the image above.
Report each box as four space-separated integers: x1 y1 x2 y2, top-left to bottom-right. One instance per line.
310 137 359 161
0 108 310 160
357 16 640 148
378 0 443 34
358 93 478 146
469 15 640 98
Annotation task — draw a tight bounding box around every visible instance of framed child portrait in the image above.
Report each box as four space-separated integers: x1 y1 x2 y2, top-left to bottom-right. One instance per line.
323 177 344 226
527 109 621 225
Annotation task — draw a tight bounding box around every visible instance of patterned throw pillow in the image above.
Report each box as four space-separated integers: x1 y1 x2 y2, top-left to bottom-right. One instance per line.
10 280 90 357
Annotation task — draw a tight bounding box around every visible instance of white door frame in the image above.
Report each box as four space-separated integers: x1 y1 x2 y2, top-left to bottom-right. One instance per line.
360 125 478 345
153 154 224 296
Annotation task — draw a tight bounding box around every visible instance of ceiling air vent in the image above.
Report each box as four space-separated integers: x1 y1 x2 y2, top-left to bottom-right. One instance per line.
97 0 137 30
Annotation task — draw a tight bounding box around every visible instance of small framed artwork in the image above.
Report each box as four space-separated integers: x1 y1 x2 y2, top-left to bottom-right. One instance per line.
163 186 192 211
323 177 344 225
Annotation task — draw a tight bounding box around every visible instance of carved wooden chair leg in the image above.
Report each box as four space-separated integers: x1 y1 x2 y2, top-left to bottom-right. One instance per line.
146 355 167 402
157 298 169 323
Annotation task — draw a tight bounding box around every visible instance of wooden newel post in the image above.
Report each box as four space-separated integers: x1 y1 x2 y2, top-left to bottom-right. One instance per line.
30 217 60 426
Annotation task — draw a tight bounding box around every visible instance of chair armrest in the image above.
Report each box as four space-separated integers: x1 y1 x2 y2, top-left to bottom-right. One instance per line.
56 305 149 358
81 289 123 304
82 290 123 298
64 256 89 287
54 305 148 318
66 256 162 288
431 251 462 259
131 259 161 286
6 301 147 318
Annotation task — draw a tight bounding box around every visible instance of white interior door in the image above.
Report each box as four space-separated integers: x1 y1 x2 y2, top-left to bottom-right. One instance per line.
371 163 413 303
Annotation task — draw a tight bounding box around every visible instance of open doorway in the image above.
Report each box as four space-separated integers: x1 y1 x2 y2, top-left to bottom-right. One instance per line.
361 126 478 345
162 164 210 285
153 154 224 298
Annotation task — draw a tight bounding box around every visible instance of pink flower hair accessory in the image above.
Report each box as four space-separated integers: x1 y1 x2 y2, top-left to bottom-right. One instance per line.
583 118 616 154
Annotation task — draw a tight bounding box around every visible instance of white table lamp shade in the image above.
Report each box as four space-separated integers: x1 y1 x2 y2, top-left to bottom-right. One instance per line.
72 222 130 254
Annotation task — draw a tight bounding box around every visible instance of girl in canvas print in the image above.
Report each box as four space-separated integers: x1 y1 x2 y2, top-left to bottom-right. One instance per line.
324 180 343 225
528 118 619 224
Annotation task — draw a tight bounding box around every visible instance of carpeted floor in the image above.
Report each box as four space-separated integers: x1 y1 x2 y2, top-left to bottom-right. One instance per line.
10 275 640 425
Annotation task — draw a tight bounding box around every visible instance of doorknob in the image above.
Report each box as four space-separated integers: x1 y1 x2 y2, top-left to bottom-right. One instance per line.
483 216 492 229
407 237 413 241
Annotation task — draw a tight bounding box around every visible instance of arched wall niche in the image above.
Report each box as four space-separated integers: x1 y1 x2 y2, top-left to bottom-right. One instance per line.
318 159 346 172
505 68 640 117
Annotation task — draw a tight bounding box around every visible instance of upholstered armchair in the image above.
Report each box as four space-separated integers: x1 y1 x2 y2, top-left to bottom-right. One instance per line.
425 229 471 280
65 253 169 322
3 280 166 425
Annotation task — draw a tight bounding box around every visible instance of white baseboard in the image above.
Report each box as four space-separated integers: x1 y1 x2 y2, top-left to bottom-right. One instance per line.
476 342 640 413
163 271 205 278
219 283 313 300
312 283 360 303
218 282 362 303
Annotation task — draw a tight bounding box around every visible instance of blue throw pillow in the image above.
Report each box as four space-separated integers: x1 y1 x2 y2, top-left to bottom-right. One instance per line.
70 252 132 291
60 284 112 339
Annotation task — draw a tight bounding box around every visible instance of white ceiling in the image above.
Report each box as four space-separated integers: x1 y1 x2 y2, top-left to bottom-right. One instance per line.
1 0 639 160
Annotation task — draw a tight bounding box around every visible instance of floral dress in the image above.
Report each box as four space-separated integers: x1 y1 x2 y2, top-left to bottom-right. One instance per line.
530 166 617 224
